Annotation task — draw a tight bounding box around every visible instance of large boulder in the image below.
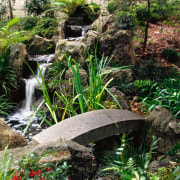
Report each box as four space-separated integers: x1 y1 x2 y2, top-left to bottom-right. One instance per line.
145 107 180 153
55 40 87 67
0 118 27 151
32 138 96 180
7 43 27 79
28 35 55 55
98 29 135 66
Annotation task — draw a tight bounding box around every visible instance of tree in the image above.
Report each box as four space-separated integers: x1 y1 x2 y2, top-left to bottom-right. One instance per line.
8 0 13 19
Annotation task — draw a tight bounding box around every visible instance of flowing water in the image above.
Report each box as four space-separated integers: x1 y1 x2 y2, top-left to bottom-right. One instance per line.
6 54 54 142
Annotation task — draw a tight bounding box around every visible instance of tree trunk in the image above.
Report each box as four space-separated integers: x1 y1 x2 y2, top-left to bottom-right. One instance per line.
8 0 13 19
143 0 150 51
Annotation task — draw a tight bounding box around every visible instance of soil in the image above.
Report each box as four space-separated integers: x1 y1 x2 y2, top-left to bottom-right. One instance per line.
134 21 180 66
131 20 180 117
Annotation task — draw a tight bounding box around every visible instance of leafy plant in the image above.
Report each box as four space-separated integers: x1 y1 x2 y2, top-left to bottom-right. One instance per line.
12 152 70 180
21 16 38 30
0 48 18 94
98 135 159 180
161 48 179 63
0 18 29 48
31 17 58 38
83 2 100 22
115 11 136 32
24 0 51 16
0 146 14 180
53 0 87 15
139 77 180 118
106 0 117 14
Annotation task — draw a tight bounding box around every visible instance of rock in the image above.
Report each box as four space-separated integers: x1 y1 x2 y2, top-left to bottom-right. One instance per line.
102 67 134 84
7 43 27 79
28 35 55 55
89 15 115 34
55 40 87 68
98 29 135 66
65 25 82 37
33 138 96 180
105 87 130 110
0 118 27 151
81 30 99 50
52 20 66 43
145 107 180 153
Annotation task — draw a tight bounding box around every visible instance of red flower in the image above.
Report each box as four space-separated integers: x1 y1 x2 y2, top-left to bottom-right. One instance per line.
29 170 37 177
45 167 52 172
37 169 41 175
38 178 45 180
10 175 22 180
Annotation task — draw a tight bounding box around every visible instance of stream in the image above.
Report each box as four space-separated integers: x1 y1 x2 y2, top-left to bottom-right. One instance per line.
6 54 54 142
6 24 90 142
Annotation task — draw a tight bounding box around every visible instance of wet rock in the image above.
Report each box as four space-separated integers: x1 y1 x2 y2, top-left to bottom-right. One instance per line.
0 118 27 151
55 40 87 67
33 137 96 180
7 43 27 79
145 107 180 153
28 35 55 55
65 25 82 38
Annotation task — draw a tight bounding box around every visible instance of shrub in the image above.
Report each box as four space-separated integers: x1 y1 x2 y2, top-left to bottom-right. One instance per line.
161 48 179 63
83 2 100 22
115 11 136 31
21 17 38 30
24 0 51 16
106 0 117 14
32 18 58 38
0 48 18 94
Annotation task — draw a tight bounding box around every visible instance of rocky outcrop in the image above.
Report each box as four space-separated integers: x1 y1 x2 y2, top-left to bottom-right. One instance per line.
98 29 135 66
0 118 27 151
33 138 96 180
28 35 55 55
55 40 87 67
145 107 180 153
7 43 27 79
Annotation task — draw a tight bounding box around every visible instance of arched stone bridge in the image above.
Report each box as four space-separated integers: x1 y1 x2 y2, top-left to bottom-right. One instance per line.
32 109 145 146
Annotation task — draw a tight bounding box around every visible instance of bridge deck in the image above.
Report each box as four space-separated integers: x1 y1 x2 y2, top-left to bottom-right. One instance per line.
32 109 145 146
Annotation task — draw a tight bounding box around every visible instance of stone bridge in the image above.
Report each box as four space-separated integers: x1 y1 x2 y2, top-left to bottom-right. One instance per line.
32 109 145 146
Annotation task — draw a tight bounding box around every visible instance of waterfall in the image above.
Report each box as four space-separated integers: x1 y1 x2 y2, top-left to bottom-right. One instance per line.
6 54 53 141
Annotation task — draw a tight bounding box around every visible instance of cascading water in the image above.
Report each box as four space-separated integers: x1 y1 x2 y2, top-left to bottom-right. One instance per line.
6 54 54 142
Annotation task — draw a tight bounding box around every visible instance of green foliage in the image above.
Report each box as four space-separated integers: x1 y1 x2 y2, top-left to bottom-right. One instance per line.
54 0 87 15
115 11 136 31
21 16 38 30
0 48 18 94
25 0 51 16
139 77 180 118
31 17 58 38
48 58 67 88
134 79 157 97
132 60 167 83
161 48 180 63
98 135 159 180
106 0 117 14
0 95 15 117
0 146 14 180
0 18 29 48
14 152 70 179
83 2 100 22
